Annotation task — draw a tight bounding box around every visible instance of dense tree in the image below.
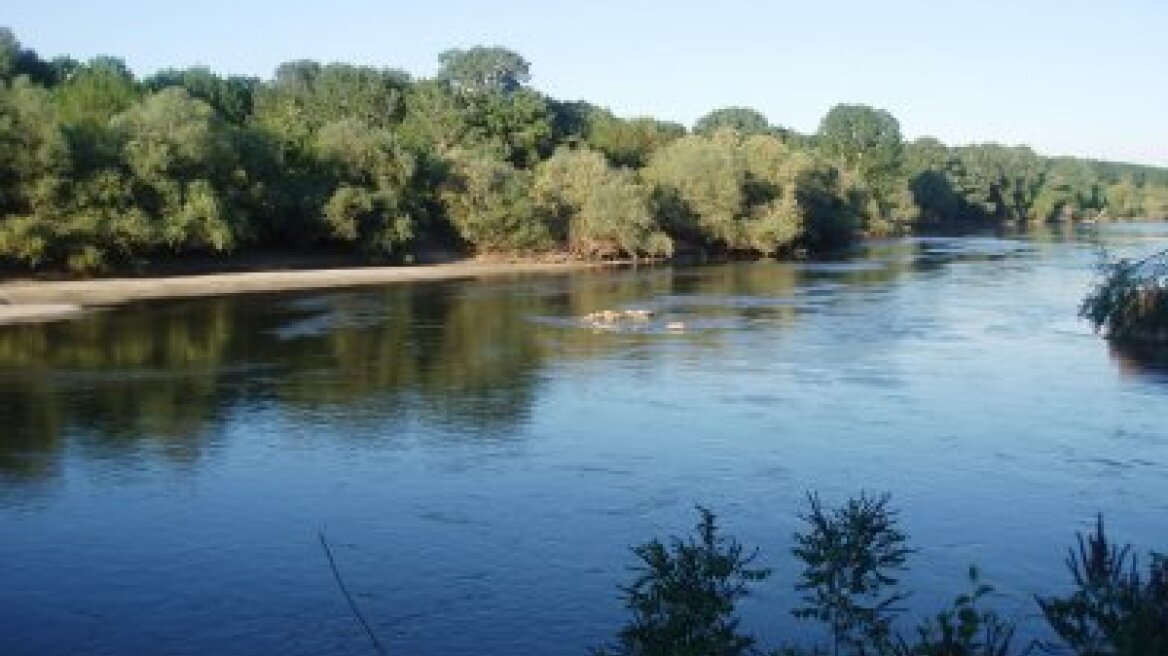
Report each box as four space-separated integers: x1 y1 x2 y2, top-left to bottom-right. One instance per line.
314 118 418 257
436 46 530 95
586 110 686 168
694 106 772 137
439 148 547 252
145 67 257 124
0 26 1165 273
533 147 670 258
817 104 904 226
54 56 140 127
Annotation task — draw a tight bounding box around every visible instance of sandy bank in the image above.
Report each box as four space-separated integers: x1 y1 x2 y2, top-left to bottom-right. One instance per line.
0 303 85 325
0 260 607 325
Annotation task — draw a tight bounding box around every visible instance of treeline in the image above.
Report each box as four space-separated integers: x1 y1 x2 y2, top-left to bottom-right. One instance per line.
2 28 1167 272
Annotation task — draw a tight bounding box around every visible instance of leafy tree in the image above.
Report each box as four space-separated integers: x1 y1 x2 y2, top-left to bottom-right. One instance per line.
586 110 686 168
145 67 257 124
398 78 470 154
694 106 772 136
817 105 902 180
110 87 242 253
54 56 140 126
314 118 417 257
597 506 770 656
0 78 73 265
462 87 553 167
436 46 530 95
254 61 408 140
817 104 904 224
438 148 548 252
646 133 860 255
533 147 671 258
644 132 748 247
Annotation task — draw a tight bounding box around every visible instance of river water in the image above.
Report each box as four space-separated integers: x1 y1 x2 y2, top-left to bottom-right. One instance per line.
1 224 1166 655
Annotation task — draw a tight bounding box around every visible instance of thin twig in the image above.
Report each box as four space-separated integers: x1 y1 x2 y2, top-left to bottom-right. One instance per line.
320 529 387 655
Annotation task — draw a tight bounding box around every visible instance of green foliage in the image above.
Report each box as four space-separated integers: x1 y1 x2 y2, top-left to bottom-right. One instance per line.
645 132 748 247
145 67 257 124
585 110 686 168
54 56 140 127
1080 250 1168 344
1 26 1167 272
817 104 903 196
694 107 773 137
253 61 409 145
793 492 913 656
0 28 17 81
534 147 671 258
891 568 1019 656
1037 516 1168 655
314 118 417 256
645 132 864 255
439 148 548 252
597 506 770 656
437 46 530 95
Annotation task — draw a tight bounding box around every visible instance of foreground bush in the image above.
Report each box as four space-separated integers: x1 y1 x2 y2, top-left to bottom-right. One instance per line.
599 495 1166 656
594 507 769 656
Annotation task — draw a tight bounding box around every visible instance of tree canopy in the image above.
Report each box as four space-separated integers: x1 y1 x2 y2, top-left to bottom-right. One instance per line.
0 26 1165 272
437 46 530 95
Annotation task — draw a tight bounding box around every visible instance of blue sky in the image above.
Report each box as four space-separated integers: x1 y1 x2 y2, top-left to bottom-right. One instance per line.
7 0 1166 166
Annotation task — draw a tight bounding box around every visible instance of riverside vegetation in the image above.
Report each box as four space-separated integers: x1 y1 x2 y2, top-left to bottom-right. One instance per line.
2 28 1168 272
1081 248 1168 346
597 494 1167 656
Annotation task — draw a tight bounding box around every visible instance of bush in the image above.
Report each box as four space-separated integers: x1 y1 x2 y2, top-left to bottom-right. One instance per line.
892 567 1019 656
1036 515 1168 655
596 506 770 656
792 492 913 656
1080 251 1168 345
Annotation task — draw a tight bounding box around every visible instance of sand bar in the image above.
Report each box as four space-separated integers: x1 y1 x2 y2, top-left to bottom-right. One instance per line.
0 259 606 325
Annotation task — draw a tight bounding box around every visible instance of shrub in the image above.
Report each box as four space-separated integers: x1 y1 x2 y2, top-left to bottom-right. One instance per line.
1080 251 1168 345
597 506 770 656
892 567 1020 656
1036 515 1168 655
792 492 913 656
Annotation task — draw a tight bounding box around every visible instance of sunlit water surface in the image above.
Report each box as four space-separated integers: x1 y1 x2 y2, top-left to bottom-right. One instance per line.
1 224 1166 655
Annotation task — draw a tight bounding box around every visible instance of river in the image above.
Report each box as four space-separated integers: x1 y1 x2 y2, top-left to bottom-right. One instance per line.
1 224 1166 655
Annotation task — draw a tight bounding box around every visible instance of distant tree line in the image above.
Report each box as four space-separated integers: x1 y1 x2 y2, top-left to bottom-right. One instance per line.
1 28 1166 272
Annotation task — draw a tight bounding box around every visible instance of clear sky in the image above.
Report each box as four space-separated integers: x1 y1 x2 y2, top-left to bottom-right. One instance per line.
6 0 1166 166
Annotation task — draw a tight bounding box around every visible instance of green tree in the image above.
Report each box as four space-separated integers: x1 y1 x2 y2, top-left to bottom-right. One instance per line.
110 87 243 254
145 67 257 124
436 46 530 95
644 132 747 247
817 104 904 224
439 148 548 252
0 77 73 265
314 118 417 257
586 110 686 168
54 56 140 126
533 147 671 258
694 106 772 136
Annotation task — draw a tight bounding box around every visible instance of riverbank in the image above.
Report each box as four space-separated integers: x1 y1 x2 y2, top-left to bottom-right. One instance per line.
0 258 610 325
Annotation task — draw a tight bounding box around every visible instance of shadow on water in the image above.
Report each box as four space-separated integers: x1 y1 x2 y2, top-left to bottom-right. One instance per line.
0 235 1055 493
1108 342 1168 385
